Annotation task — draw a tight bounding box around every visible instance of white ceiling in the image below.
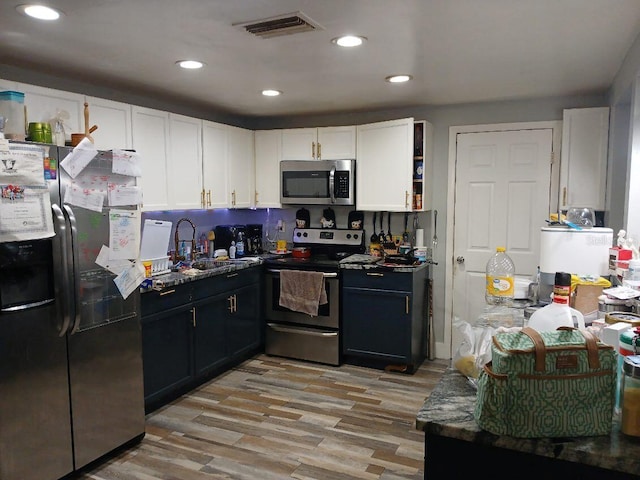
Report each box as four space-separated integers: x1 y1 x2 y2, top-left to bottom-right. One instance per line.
1 0 640 118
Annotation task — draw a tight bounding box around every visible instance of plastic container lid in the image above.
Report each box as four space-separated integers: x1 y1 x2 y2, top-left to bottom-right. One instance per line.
621 328 640 348
0 91 25 102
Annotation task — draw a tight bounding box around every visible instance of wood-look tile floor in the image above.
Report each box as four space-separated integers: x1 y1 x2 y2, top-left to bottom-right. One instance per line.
78 354 448 480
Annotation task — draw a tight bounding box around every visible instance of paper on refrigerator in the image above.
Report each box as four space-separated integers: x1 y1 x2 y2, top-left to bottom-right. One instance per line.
113 262 146 299
60 137 98 179
109 209 140 260
0 187 54 242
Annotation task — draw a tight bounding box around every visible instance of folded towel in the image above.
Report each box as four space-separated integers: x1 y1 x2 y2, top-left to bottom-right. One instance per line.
279 270 327 316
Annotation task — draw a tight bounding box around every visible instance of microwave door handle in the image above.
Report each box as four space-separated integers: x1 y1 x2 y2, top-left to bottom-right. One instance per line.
62 205 81 335
52 203 72 336
329 166 336 204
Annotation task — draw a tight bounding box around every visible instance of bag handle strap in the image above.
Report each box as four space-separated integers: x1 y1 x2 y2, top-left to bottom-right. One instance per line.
521 327 546 372
522 326 600 371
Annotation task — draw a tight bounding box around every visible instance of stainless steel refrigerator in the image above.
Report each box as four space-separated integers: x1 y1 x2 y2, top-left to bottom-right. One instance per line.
0 143 145 480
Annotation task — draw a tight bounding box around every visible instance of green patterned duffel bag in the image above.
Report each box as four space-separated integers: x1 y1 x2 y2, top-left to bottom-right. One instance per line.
474 326 617 438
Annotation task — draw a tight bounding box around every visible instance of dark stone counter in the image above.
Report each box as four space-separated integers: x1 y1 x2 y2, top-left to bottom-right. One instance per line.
416 368 640 478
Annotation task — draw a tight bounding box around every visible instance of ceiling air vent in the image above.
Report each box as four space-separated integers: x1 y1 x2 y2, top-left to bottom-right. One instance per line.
234 12 323 39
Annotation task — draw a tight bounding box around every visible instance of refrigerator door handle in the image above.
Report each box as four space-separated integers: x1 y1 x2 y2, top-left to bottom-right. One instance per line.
63 204 82 335
52 203 73 336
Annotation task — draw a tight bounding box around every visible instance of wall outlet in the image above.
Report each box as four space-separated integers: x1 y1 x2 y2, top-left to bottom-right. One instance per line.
277 220 285 232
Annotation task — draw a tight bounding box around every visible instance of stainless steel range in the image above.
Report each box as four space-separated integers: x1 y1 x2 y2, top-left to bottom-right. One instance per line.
264 228 366 365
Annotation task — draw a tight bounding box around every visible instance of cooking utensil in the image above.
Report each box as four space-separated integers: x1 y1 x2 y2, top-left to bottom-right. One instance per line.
378 211 385 244
386 211 392 242
432 210 438 249
292 246 311 258
370 212 378 243
402 212 409 244
83 102 98 143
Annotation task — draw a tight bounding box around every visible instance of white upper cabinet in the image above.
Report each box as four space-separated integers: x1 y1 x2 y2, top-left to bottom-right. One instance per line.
281 126 356 160
169 114 202 210
18 82 83 142
560 107 610 210
227 125 255 209
202 120 228 209
254 130 282 208
132 106 171 211
356 118 414 212
85 96 132 150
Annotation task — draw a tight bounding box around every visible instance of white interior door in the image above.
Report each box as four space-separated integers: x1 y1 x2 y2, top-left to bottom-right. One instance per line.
452 128 553 329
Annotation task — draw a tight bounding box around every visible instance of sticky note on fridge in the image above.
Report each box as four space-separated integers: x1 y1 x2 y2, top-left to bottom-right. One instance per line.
60 137 98 178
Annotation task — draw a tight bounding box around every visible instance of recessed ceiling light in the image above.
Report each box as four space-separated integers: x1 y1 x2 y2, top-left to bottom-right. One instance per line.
17 4 62 20
176 60 204 69
385 74 413 83
262 89 282 97
331 35 366 47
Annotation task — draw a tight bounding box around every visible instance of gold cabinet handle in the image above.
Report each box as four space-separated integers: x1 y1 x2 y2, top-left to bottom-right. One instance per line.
405 295 409 314
563 187 567 206
366 272 384 277
159 289 176 296
405 191 410 209
317 142 322 160
227 295 234 313
231 190 236 206
312 141 316 159
200 189 205 208
255 191 259 205
233 294 237 313
191 307 196 327
206 190 211 207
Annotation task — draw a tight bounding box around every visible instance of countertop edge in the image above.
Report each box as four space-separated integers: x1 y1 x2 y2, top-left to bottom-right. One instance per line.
416 368 640 476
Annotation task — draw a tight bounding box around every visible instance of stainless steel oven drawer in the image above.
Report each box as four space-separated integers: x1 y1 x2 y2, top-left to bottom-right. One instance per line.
265 323 339 366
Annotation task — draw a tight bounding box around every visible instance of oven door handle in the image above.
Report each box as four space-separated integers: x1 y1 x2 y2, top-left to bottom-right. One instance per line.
267 269 338 278
267 323 338 337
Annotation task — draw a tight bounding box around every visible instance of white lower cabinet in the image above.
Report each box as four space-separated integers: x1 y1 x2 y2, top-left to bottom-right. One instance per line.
254 130 282 208
356 118 414 211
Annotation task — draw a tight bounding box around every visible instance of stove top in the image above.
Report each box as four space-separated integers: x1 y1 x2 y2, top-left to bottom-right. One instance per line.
265 228 366 272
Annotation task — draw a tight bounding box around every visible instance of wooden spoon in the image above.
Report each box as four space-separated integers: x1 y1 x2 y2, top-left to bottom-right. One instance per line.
83 102 94 143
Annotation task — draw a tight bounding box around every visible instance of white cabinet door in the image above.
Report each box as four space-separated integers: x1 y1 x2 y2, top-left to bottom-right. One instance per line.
202 120 228 209
356 118 414 211
169 114 202 210
317 126 356 159
281 126 356 160
85 96 132 150
227 125 254 209
19 83 83 142
560 107 610 210
132 106 170 211
254 130 282 208
281 128 317 160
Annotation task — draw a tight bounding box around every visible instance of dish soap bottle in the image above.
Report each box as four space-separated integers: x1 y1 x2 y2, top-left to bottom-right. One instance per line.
229 241 236 259
527 271 585 331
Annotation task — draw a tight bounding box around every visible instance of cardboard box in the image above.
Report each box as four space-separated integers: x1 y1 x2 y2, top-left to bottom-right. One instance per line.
571 284 604 315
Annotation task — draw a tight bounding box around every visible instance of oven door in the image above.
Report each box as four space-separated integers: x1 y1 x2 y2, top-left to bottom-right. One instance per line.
265 269 339 328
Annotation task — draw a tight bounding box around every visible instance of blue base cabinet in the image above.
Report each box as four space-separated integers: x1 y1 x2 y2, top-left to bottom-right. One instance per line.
142 267 261 412
342 267 428 372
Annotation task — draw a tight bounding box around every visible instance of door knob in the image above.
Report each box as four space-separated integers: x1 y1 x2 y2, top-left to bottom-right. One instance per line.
456 256 465 264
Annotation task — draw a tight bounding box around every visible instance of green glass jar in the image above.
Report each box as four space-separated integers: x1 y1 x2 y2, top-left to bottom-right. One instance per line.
28 122 53 143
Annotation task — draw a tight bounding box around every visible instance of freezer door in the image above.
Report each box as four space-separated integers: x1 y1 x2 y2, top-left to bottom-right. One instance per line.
68 313 145 469
0 305 73 480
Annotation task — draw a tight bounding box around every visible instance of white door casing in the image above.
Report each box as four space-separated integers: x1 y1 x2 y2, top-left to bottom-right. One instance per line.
441 122 561 359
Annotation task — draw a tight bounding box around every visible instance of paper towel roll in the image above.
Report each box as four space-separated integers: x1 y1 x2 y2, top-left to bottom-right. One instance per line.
415 228 424 246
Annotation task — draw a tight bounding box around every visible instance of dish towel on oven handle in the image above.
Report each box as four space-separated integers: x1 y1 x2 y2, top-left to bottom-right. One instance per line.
279 270 328 317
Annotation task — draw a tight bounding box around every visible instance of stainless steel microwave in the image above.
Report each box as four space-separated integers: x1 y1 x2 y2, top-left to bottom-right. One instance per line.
280 159 356 206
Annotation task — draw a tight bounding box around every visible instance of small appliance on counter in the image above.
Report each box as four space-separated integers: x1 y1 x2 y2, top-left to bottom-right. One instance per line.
245 224 263 255
214 225 238 252
538 226 613 303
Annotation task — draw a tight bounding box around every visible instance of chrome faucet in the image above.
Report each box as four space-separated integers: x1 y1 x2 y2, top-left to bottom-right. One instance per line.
174 217 196 262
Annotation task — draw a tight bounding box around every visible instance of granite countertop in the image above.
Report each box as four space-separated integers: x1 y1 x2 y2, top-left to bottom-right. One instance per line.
141 256 268 290
340 254 431 273
416 368 640 476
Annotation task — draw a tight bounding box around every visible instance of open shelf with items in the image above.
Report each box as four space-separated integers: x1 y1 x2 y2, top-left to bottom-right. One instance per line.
412 120 433 211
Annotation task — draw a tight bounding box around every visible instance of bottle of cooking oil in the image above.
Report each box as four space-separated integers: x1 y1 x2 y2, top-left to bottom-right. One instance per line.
485 247 515 305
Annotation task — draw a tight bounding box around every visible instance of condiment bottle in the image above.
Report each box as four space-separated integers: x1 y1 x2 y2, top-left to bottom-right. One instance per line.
621 354 640 436
527 272 586 331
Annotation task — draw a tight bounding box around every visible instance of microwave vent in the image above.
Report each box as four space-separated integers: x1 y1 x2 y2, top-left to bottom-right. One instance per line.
234 12 323 38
